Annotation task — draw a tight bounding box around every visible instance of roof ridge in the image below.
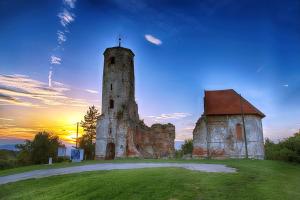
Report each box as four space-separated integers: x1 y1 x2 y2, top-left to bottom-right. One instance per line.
203 89 265 118
231 90 265 117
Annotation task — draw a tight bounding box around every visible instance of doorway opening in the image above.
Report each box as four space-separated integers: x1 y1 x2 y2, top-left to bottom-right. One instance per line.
105 142 115 160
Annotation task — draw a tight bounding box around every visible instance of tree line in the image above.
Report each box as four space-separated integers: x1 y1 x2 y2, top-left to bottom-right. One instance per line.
1 105 299 169
0 106 100 169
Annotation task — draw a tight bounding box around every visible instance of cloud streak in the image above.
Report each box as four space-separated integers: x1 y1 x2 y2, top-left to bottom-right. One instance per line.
49 0 77 88
57 30 67 44
145 34 162 45
85 89 99 94
58 9 75 27
64 0 76 8
0 118 14 121
0 74 88 107
51 55 62 65
146 112 191 121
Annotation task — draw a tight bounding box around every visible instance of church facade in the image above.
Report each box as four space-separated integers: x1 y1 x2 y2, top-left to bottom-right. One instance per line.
95 46 175 159
192 89 265 159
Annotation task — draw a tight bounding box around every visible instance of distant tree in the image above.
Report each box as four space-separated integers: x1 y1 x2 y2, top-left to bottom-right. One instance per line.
78 134 95 160
81 105 100 142
181 139 193 155
80 105 100 159
15 139 32 165
31 132 62 164
265 132 300 163
16 132 63 164
0 150 18 169
175 149 183 158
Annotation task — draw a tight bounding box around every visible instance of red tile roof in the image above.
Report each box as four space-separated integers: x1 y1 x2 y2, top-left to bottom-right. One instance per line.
204 89 265 118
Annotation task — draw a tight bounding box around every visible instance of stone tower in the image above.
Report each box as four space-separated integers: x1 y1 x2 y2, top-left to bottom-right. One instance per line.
96 47 141 159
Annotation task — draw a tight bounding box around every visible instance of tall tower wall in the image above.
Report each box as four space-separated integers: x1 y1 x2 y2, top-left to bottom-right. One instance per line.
96 47 140 159
96 46 175 160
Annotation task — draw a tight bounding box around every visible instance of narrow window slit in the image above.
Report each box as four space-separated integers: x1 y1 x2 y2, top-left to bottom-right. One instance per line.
109 99 114 109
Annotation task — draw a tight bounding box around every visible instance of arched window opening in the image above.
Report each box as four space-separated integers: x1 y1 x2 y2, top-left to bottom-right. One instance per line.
110 84 113 91
236 123 243 140
110 57 115 64
109 99 114 109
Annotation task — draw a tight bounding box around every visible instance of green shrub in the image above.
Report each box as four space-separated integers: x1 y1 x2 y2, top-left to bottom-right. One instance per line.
181 139 193 155
16 132 64 165
265 133 300 163
175 150 183 158
0 159 17 170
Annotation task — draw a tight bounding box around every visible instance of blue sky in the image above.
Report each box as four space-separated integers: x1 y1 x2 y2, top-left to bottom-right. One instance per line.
0 0 300 147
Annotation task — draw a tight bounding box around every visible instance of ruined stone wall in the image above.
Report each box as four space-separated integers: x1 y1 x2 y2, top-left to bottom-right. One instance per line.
134 121 175 158
149 123 175 158
193 115 264 159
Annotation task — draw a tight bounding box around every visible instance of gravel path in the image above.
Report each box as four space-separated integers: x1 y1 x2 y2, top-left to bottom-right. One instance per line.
0 163 236 185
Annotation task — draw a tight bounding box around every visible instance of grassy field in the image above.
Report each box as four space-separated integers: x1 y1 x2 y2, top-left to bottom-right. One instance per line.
0 159 299 200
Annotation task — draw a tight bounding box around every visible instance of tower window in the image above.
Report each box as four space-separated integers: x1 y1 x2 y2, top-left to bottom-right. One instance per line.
110 84 113 91
109 99 114 109
110 57 115 64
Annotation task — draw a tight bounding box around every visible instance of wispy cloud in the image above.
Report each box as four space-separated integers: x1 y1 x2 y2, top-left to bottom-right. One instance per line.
0 118 14 121
51 55 62 65
57 30 67 44
283 84 289 87
145 34 162 45
85 89 99 94
64 0 76 8
49 0 77 88
0 127 38 140
48 70 53 87
182 126 194 131
146 112 191 121
0 74 88 107
0 93 37 107
58 9 75 27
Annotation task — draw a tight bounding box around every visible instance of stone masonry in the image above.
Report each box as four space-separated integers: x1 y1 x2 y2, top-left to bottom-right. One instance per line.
192 89 265 159
96 46 175 159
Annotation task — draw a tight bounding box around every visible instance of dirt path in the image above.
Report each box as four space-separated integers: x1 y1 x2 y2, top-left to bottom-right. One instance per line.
0 163 236 185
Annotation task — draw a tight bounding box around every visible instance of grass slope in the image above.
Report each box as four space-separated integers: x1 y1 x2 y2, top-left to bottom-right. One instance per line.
0 160 299 200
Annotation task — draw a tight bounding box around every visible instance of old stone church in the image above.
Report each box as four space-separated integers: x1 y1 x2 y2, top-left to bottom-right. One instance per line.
192 89 265 159
96 46 175 159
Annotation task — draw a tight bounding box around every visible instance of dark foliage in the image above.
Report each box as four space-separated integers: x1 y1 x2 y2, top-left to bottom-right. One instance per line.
0 150 18 169
181 139 193 155
79 134 95 160
175 139 193 158
15 132 64 165
265 132 300 163
79 105 100 160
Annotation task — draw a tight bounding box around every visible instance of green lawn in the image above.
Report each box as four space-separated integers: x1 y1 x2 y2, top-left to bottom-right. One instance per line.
0 160 299 200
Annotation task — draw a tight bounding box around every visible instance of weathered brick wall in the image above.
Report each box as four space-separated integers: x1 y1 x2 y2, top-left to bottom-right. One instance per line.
134 121 175 158
193 115 264 159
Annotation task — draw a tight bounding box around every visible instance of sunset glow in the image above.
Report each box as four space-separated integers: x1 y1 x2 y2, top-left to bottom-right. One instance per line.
1 0 300 149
